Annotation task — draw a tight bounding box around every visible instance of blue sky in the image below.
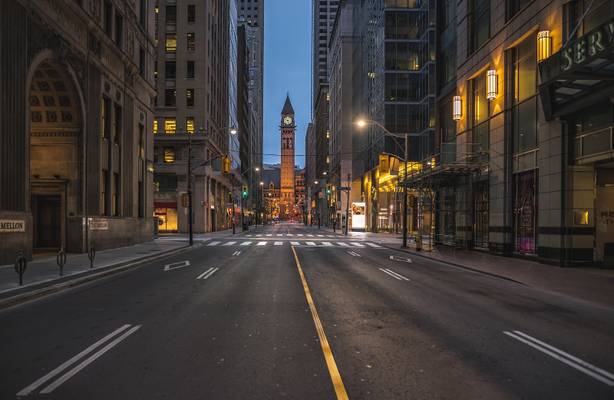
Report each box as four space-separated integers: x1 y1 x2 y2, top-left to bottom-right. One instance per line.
263 0 311 168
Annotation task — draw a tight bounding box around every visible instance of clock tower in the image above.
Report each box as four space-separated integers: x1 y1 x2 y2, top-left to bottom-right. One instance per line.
280 94 296 218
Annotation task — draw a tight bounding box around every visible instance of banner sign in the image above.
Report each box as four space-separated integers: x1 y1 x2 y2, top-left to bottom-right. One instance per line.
0 220 25 233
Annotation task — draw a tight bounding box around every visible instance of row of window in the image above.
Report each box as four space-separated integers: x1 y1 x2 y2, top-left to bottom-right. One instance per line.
160 88 195 108
153 117 196 135
165 33 196 52
160 61 195 80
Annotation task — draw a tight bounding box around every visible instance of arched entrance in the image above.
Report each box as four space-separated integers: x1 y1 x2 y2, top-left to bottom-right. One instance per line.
28 59 82 251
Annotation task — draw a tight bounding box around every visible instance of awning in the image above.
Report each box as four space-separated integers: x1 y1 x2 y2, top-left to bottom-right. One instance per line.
539 19 614 120
399 163 483 189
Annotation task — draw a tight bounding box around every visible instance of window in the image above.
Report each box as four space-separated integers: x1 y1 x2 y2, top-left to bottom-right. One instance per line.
164 89 176 107
187 5 196 23
139 47 146 76
469 0 490 53
186 117 195 134
153 119 158 134
567 0 614 39
115 13 123 47
166 5 177 30
113 104 122 144
165 34 177 52
100 97 111 138
506 0 531 20
470 73 489 161
112 173 120 216
139 0 147 27
104 1 113 37
164 148 175 163
186 61 195 78
186 88 195 107
164 118 176 134
510 36 537 153
165 61 176 79
101 170 109 215
187 32 195 51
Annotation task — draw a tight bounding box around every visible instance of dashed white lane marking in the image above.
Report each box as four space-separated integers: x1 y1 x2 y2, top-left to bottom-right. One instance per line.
291 241 300 246
257 241 267 246
350 242 365 247
306 242 317 246
207 241 221 246
163 260 191 271
322 242 333 247
366 242 382 248
240 241 252 246
274 241 283 246
504 331 614 386
347 251 361 257
17 325 134 396
197 267 219 280
380 268 410 281
232 251 241 256
223 241 237 246
34 325 141 395
390 255 413 263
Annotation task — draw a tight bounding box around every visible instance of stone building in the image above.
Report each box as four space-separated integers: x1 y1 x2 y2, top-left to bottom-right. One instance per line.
280 95 296 219
0 0 156 264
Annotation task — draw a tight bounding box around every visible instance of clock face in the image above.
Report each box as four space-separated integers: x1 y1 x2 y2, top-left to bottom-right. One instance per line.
283 116 293 125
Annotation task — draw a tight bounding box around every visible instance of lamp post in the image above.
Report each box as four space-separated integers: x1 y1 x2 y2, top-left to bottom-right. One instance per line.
355 118 409 248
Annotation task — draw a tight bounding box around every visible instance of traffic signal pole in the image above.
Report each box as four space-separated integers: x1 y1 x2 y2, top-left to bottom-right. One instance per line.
187 135 194 246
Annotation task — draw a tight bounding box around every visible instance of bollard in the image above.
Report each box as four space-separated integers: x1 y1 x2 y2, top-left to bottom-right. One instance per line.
56 248 67 276
88 246 96 269
14 251 27 286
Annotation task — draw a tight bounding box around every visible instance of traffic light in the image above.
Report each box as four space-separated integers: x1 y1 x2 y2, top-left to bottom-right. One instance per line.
242 185 249 199
222 155 231 174
326 184 332 196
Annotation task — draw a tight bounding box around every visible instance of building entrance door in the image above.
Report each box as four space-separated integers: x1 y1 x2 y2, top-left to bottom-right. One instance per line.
473 181 489 249
595 168 614 266
32 195 61 249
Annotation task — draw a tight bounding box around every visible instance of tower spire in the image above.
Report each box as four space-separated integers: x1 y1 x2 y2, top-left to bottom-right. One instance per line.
282 94 294 115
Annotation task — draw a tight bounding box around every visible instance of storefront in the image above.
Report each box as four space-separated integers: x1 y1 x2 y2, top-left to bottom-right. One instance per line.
154 202 178 233
514 169 538 254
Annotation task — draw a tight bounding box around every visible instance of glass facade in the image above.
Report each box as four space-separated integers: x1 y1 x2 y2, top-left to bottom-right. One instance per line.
511 35 537 154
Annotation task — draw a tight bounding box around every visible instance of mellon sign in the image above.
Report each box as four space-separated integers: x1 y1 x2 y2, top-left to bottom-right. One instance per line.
0 220 26 233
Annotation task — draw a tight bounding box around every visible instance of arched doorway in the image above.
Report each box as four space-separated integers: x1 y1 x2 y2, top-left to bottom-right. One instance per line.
28 59 82 251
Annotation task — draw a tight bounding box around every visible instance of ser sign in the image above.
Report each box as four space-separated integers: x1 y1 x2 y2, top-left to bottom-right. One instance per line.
561 19 614 72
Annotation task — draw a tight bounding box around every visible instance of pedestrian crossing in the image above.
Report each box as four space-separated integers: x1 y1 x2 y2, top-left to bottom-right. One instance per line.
205 240 383 249
244 233 346 238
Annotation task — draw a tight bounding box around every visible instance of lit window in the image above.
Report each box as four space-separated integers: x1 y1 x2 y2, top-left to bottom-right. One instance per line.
164 148 175 164
165 34 177 52
153 119 158 134
186 117 195 134
164 118 176 134
326 130 330 139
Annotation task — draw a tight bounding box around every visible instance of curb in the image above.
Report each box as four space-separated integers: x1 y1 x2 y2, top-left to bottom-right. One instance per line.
0 243 202 310
380 243 525 285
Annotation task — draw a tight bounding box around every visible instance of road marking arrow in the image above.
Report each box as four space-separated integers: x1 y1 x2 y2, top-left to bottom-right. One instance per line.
389 255 412 263
163 260 191 271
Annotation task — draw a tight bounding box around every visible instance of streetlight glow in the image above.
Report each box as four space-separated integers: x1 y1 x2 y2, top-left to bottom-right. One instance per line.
255 167 260 172
230 127 238 135
355 119 367 128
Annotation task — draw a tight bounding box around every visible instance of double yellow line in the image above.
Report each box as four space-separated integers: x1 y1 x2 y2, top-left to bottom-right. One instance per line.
291 246 349 400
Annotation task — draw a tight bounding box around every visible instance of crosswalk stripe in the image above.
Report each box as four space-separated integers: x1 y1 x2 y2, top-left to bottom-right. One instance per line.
207 241 221 246
256 234 263 237
223 241 237 246
246 234 252 237
306 241 316 246
336 242 350 247
274 241 283 246
297 234 304 237
322 242 333 246
350 242 365 247
307 234 314 237
291 241 300 246
240 241 252 246
266 234 272 237
257 241 267 246
277 234 283 237
365 242 382 248
287 233 294 236
317 235 324 237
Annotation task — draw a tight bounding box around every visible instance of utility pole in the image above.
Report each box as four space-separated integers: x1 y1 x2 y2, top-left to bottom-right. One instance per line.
402 134 408 248
345 173 351 236
187 134 194 246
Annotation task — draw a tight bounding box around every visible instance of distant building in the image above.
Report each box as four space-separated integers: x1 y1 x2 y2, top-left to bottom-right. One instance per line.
262 164 280 221
280 95 297 219
0 0 156 264
295 169 307 222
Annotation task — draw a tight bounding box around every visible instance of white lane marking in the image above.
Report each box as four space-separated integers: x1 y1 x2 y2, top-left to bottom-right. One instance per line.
337 242 351 247
232 251 241 256
347 251 361 257
274 241 283 246
163 260 191 271
291 241 300 246
297 234 304 237
38 325 142 394
266 234 273 237
240 241 252 246
246 234 252 237
306 241 317 246
256 234 263 237
504 331 614 386
287 233 294 236
390 255 413 263
350 242 365 247
257 241 267 246
196 268 214 279
384 268 410 281
379 268 403 281
317 235 324 237
223 241 237 246
365 242 382 248
277 234 284 237
322 242 333 247
17 325 132 396
207 241 221 246
198 267 219 280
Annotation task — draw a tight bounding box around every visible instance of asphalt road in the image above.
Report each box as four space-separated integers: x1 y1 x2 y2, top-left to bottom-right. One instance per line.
1 222 614 399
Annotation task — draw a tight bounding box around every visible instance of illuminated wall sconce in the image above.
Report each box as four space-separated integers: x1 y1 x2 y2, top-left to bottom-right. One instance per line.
452 95 462 121
537 30 552 62
486 69 498 100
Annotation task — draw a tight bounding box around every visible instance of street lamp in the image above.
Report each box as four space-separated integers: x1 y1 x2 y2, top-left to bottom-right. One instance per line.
230 127 238 135
355 118 410 248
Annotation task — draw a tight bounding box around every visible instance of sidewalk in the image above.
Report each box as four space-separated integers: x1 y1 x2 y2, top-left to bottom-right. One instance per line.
318 225 614 308
0 238 192 303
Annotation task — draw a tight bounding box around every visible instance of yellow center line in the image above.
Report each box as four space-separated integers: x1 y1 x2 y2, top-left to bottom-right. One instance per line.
291 246 349 400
